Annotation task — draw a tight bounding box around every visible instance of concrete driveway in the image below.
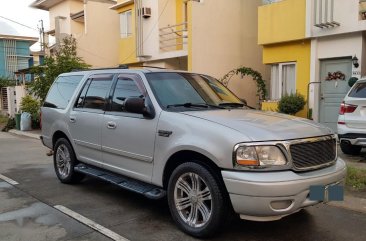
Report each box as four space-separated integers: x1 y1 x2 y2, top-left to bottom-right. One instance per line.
1 131 366 241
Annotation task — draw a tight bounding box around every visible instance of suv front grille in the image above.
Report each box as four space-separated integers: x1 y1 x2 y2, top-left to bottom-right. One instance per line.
290 138 336 171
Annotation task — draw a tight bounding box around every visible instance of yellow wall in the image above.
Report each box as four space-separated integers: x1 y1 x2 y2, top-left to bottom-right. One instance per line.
117 3 138 64
187 1 192 71
258 0 306 45
263 40 311 117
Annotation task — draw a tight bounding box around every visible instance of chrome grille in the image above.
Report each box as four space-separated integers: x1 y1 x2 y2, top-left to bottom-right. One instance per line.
290 138 336 171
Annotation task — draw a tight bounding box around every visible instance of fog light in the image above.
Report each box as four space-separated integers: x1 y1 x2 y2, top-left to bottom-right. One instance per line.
270 200 293 210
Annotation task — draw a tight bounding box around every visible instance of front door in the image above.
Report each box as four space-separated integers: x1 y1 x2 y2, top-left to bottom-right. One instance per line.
101 74 158 183
319 58 352 132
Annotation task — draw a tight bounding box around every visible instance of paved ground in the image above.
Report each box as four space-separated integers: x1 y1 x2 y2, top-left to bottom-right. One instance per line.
1 131 366 241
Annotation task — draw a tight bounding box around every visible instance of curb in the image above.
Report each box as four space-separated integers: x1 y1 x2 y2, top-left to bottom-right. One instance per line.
8 129 41 140
328 195 366 214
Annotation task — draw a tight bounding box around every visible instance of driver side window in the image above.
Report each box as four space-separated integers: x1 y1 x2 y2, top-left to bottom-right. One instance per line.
111 77 143 112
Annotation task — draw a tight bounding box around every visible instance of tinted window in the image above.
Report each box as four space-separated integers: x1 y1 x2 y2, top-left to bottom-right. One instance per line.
111 77 142 112
348 82 366 98
76 75 113 110
44 75 83 109
146 73 241 108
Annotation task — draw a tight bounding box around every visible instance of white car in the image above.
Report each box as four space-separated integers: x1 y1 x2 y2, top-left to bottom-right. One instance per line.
338 78 366 155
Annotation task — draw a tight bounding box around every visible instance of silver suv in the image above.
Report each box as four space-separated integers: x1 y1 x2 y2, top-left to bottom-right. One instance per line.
338 78 366 155
41 68 346 238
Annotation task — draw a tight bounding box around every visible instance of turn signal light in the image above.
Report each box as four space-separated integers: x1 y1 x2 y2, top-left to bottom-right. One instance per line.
339 102 357 115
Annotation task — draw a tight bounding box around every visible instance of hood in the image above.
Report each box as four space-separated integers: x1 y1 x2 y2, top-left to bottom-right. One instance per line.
181 109 333 141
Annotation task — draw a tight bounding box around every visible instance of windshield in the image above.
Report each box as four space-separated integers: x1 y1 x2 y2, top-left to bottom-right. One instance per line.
146 72 242 110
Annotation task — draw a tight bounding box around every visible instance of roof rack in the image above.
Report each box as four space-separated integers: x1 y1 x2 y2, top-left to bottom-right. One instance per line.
137 65 167 69
71 64 129 72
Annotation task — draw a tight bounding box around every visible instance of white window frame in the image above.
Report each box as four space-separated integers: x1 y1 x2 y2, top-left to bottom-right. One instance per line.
120 10 132 38
270 62 297 100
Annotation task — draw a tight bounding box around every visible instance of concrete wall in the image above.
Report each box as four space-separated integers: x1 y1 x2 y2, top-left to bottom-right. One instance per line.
77 1 120 67
309 0 366 38
190 0 269 108
263 40 311 118
259 0 307 44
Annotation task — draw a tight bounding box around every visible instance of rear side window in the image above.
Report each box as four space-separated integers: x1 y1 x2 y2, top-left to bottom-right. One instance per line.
348 82 366 98
44 75 84 109
76 74 113 110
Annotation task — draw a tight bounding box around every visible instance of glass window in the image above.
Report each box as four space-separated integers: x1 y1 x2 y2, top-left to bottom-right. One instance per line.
111 77 143 112
146 72 241 109
348 82 366 98
76 75 113 110
270 63 296 99
120 10 132 38
44 75 84 109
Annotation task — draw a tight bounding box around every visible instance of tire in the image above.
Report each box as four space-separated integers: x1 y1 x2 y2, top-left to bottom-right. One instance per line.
340 141 362 155
53 138 84 184
167 162 229 238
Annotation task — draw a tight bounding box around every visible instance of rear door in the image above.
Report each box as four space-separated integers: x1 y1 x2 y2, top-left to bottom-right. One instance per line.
344 81 366 129
69 74 114 166
101 74 158 183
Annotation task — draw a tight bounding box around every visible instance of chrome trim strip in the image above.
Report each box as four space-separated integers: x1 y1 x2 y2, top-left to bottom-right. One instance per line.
74 139 101 150
101 146 153 163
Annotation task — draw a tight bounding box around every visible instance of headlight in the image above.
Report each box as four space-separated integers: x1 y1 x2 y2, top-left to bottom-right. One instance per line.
235 145 287 167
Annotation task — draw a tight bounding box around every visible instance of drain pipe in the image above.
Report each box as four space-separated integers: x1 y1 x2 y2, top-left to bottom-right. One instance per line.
307 82 321 119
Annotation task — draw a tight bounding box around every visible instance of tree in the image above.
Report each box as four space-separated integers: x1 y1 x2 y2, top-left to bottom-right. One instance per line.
0 77 15 89
30 36 90 102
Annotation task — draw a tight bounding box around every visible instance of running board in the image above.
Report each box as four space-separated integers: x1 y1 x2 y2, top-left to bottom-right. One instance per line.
74 164 166 199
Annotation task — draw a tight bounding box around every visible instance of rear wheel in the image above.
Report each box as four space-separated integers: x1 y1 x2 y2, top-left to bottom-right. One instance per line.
167 162 228 238
54 138 84 184
340 141 362 155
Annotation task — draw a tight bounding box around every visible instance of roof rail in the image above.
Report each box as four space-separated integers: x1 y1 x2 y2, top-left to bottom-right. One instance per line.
71 65 129 72
137 65 167 69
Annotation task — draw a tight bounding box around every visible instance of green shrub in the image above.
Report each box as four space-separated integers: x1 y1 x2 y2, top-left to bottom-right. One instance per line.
346 166 366 191
20 95 40 122
278 93 306 115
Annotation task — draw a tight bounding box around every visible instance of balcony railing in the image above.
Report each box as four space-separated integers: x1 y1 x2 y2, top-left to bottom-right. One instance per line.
159 22 188 51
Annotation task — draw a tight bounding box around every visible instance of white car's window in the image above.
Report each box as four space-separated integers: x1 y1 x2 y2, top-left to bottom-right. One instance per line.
348 82 366 98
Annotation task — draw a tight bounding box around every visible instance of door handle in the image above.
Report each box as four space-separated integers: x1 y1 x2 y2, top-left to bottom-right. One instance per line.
107 121 117 129
70 117 76 123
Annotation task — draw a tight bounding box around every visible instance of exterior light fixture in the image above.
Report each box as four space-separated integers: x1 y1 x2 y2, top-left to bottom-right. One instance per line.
352 55 359 68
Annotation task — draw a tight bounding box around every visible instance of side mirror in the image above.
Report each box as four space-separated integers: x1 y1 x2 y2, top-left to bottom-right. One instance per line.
124 97 154 118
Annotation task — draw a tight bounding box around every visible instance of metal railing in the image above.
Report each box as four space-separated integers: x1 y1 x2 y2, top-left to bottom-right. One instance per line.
159 22 188 51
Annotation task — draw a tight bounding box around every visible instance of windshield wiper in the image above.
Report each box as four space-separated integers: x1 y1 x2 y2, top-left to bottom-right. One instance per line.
218 102 245 107
218 102 256 109
166 103 225 109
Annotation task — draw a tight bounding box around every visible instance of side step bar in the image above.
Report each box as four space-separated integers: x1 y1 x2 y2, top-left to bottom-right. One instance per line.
74 163 166 200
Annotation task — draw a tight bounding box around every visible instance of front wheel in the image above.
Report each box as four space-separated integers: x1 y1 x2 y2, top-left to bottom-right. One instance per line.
167 162 228 238
53 138 84 184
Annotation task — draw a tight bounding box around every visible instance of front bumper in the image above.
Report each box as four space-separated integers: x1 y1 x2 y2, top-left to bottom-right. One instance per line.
222 158 346 221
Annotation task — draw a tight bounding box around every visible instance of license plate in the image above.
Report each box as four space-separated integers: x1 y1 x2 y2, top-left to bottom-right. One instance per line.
309 183 344 201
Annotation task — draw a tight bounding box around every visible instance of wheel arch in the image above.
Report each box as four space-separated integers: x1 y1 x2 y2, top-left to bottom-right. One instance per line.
52 131 72 150
162 150 223 190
